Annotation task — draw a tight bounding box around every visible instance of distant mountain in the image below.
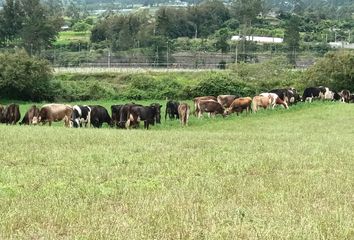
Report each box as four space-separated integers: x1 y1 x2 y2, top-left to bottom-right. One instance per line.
1 0 353 10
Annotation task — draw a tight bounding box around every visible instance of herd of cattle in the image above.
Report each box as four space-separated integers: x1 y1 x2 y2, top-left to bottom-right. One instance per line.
0 86 352 129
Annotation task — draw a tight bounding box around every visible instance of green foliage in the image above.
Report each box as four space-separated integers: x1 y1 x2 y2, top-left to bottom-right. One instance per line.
229 57 305 92
72 21 92 32
0 0 63 53
305 50 354 91
0 50 56 101
284 14 301 65
190 72 255 97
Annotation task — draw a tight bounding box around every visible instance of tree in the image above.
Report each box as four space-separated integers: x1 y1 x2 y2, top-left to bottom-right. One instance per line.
305 51 354 90
284 14 300 66
0 0 23 43
215 28 230 53
231 0 263 26
19 0 63 54
0 0 63 53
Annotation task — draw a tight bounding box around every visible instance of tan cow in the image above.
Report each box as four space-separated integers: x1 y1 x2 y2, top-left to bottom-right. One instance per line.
217 95 239 108
38 104 73 127
224 97 252 116
252 96 271 112
178 103 190 126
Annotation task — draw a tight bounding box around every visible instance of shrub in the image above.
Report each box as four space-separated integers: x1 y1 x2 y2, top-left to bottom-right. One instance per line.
190 72 256 97
0 50 56 101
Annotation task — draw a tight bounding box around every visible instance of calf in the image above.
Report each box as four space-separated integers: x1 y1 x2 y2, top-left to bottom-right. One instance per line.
165 100 179 120
20 105 40 125
90 105 112 128
71 105 91 128
224 97 252 116
178 103 190 126
38 104 72 127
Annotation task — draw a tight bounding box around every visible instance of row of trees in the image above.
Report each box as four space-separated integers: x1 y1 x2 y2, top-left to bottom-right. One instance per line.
0 0 63 53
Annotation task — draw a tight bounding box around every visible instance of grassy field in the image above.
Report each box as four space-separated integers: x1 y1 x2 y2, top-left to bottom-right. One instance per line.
55 31 90 45
0 101 353 239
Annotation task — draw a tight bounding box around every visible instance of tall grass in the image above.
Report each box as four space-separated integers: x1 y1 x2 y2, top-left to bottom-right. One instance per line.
0 102 353 239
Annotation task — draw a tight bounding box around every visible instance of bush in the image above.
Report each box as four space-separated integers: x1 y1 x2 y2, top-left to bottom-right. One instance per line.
72 21 92 32
190 72 256 97
0 50 56 101
305 51 354 91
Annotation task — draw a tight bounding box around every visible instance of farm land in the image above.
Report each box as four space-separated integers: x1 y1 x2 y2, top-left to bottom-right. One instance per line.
0 100 353 239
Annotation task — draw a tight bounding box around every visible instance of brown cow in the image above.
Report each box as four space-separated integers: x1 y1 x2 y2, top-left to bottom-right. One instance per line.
2 104 21 125
224 97 252 116
178 103 190 126
252 96 271 112
217 95 239 108
20 105 40 125
38 104 73 127
193 96 217 116
197 100 224 118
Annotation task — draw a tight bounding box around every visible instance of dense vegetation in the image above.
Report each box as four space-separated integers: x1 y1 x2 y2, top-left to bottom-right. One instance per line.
0 50 353 102
1 0 353 67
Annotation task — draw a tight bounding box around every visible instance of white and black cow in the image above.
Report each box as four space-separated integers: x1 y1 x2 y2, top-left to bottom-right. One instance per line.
71 105 91 128
270 88 300 105
302 87 327 102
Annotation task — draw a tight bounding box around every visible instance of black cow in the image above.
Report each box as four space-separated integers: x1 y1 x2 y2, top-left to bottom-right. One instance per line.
111 105 123 128
2 104 21 125
89 105 112 128
302 87 326 102
127 105 159 129
71 105 91 128
150 103 162 124
118 103 141 128
165 100 179 120
20 105 40 125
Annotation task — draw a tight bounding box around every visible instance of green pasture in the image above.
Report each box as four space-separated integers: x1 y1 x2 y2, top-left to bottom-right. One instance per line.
55 31 90 45
0 101 353 239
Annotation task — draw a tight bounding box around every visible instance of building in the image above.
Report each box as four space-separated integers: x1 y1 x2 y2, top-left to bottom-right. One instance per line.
231 36 283 44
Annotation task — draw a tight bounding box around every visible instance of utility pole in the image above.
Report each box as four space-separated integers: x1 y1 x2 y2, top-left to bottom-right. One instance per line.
108 49 111 68
235 44 238 64
166 41 169 68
